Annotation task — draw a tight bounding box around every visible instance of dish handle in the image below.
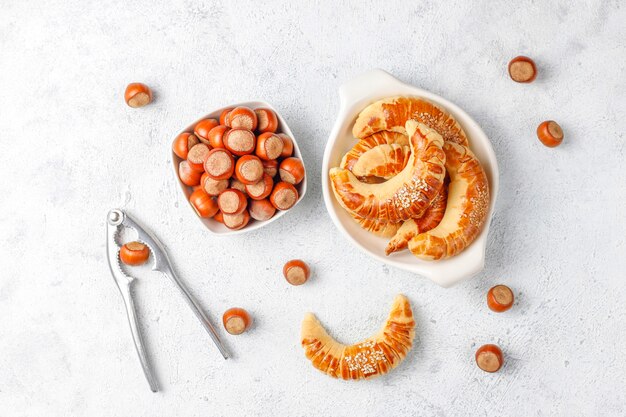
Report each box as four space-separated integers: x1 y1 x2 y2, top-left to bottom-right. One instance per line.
338 69 408 110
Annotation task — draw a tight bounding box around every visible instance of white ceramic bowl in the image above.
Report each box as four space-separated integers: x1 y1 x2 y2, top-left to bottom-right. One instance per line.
322 70 499 287
172 101 307 236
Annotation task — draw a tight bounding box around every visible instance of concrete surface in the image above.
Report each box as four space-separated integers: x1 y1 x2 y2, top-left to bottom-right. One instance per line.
1 1 625 416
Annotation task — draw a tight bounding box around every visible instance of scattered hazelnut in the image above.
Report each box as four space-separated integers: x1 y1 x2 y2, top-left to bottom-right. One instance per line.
283 259 310 286
508 56 537 83
536 120 564 148
222 308 252 335
124 83 153 108
475 344 504 373
487 285 514 312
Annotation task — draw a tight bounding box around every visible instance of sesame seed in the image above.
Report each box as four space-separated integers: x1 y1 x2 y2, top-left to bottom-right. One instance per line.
412 111 463 145
468 183 489 227
342 340 388 376
390 177 429 210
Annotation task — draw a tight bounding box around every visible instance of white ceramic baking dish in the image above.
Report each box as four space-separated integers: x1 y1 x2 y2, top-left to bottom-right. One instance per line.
172 100 307 236
321 69 499 287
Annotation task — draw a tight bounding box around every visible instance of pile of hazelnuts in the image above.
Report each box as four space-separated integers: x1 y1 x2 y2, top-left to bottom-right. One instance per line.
172 106 305 230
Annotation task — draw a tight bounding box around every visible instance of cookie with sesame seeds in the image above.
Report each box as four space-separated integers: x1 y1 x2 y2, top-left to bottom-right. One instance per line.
340 131 409 178
301 295 415 380
352 96 469 147
385 184 449 255
407 141 490 260
329 120 446 223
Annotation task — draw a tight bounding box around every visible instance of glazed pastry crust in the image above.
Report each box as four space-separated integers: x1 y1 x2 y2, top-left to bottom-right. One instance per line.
345 140 410 237
351 144 411 179
352 96 469 147
408 142 489 260
341 131 409 172
329 121 446 223
351 215 402 238
301 294 415 380
385 184 448 255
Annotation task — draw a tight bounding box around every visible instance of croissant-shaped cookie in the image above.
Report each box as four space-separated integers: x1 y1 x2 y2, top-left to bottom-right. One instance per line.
346 142 410 237
329 121 446 223
385 184 448 255
351 183 448 239
350 144 410 179
341 131 408 171
351 214 402 237
301 294 415 380
408 142 489 260
352 96 469 147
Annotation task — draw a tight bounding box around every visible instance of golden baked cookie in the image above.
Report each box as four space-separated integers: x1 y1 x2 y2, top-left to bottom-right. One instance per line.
352 96 469 147
408 142 489 260
385 185 448 255
329 121 446 223
301 294 415 380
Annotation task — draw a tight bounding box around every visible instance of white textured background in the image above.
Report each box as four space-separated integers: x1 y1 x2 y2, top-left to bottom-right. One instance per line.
1 1 625 416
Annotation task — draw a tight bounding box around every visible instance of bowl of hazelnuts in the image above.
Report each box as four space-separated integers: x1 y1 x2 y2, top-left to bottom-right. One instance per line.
172 101 307 235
